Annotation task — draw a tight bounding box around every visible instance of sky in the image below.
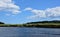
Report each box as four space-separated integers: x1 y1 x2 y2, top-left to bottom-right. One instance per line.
0 0 60 24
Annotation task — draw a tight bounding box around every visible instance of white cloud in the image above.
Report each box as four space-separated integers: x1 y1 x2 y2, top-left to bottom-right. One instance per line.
31 9 46 17
24 7 33 11
45 7 60 17
25 6 60 19
0 0 20 14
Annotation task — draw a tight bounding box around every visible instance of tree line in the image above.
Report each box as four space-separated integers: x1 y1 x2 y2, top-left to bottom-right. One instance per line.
26 20 60 24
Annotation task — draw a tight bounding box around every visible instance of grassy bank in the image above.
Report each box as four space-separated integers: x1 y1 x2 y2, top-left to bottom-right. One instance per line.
23 23 60 28
0 23 60 28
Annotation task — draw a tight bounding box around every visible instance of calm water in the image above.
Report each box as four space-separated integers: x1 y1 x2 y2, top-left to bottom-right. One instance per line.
0 27 60 37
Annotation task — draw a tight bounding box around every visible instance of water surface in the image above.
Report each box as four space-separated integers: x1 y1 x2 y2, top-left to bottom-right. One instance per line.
0 27 60 37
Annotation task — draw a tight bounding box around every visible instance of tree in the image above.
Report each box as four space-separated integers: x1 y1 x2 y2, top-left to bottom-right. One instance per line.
0 22 5 24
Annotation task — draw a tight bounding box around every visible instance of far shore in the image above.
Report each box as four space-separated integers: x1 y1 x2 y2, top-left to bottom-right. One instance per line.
0 23 60 28
0 20 60 28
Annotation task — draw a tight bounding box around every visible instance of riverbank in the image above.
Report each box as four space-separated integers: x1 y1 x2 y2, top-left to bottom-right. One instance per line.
0 23 60 28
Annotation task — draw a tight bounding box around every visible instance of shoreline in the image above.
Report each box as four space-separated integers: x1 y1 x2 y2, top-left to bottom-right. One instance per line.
0 25 60 28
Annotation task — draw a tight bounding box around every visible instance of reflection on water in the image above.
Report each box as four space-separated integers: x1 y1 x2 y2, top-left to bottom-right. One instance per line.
0 27 60 37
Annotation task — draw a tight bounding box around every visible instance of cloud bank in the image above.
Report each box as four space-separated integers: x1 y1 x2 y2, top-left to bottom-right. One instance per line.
0 0 20 14
24 6 60 19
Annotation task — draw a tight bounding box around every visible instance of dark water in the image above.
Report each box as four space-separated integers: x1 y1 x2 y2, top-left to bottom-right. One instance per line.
0 27 60 37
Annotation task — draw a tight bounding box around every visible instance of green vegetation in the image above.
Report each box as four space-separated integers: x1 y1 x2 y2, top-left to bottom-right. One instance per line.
0 20 60 28
0 22 5 24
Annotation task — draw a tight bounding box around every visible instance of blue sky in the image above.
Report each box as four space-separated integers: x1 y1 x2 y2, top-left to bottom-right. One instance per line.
0 0 60 24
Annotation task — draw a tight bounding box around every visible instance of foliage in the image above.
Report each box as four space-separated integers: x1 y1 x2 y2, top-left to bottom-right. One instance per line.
0 22 5 24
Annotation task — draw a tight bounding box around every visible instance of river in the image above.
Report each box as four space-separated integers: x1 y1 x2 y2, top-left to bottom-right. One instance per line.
0 27 60 37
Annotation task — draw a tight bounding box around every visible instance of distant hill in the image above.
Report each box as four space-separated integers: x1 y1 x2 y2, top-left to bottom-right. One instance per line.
23 20 60 28
26 20 60 24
